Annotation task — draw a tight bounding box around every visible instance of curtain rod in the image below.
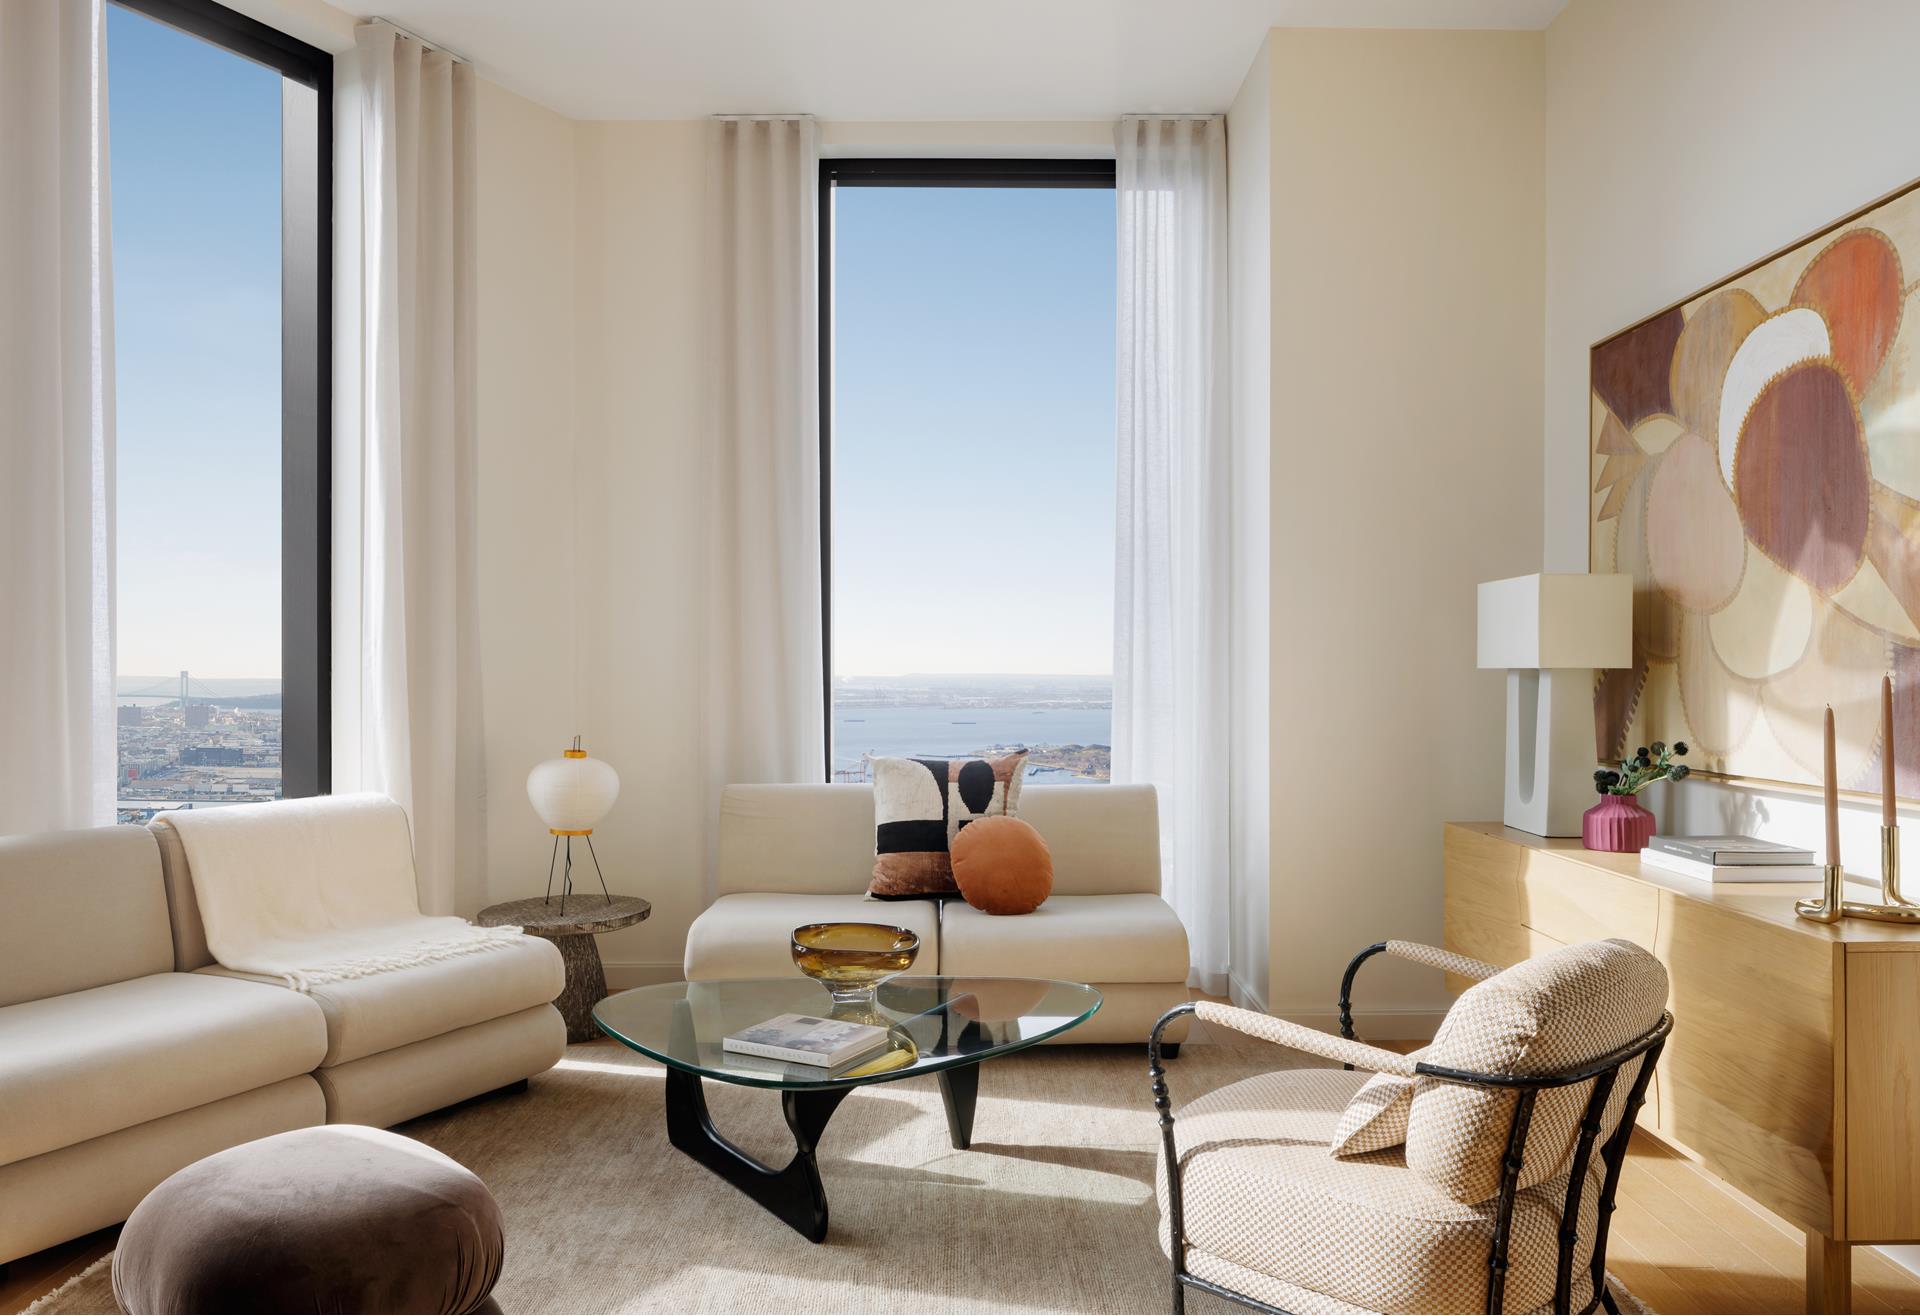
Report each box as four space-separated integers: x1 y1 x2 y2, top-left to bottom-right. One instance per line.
711 113 816 121
1120 112 1222 120
369 16 471 64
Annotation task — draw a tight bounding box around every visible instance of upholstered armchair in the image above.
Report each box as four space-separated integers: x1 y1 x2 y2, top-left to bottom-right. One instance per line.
1150 938 1672 1315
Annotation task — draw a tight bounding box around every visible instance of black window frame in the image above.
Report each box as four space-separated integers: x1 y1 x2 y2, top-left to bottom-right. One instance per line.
109 0 332 799
816 157 1116 781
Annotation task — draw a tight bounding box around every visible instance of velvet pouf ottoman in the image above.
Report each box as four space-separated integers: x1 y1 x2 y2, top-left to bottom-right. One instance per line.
112 1125 505 1315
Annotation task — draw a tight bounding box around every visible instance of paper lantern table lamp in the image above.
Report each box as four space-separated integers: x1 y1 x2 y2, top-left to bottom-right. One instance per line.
526 736 620 912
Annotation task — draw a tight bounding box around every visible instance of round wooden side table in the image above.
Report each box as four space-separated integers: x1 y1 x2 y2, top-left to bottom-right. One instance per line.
476 894 651 1042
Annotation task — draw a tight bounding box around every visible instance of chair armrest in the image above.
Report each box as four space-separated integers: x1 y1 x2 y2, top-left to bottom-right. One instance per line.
1193 1001 1419 1076
1385 939 1501 982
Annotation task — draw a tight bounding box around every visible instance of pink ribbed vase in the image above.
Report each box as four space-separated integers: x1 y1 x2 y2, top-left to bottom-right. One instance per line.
1582 794 1656 853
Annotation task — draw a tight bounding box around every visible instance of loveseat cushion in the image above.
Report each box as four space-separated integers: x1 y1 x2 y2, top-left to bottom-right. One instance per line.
1159 1067 1603 1314
940 894 1188 983
0 973 328 1166
684 894 940 981
202 933 564 1068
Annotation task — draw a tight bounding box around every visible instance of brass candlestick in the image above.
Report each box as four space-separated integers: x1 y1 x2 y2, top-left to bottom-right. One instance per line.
1840 823 1920 923
1796 863 1846 924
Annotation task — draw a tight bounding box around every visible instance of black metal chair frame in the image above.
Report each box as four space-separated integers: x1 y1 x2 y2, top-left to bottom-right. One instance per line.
1150 942 1673 1315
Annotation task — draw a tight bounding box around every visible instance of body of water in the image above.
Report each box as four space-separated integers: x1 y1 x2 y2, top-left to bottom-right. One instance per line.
831 703 1111 780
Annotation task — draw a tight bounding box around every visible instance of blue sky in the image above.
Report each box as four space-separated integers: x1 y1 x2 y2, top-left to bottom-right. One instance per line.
104 14 1115 684
831 185 1116 677
108 4 282 681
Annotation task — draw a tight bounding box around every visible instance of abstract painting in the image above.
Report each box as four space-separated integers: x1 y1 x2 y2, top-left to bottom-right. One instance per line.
1592 179 1920 796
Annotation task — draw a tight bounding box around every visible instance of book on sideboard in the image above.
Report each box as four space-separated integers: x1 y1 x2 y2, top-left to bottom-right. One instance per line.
1639 847 1823 884
1644 834 1815 866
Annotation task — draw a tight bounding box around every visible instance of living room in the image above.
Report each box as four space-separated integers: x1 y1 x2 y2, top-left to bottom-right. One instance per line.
5 0 1920 1313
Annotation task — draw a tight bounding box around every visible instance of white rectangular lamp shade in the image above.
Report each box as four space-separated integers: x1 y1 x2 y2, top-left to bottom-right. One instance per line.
1477 573 1632 836
1477 573 1632 670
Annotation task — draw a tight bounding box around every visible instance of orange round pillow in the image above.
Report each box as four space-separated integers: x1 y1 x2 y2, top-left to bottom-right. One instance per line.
950 816 1052 915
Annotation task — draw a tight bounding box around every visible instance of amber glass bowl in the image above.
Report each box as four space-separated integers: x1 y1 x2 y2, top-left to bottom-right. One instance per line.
791 922 920 1004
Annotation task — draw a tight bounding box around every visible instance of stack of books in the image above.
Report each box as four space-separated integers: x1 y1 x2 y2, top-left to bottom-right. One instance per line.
1639 835 1821 883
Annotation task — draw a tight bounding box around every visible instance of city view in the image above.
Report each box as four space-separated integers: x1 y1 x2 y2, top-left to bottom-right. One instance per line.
115 674 282 823
831 675 1111 784
109 8 285 826
828 185 1116 784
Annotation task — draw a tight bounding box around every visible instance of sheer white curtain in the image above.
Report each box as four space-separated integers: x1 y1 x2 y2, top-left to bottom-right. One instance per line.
333 23 484 915
0 0 116 835
706 116 825 794
1114 115 1231 994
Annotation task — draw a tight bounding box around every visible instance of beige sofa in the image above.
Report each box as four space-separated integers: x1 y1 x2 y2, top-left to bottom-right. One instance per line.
0 805 564 1266
684 783 1190 1044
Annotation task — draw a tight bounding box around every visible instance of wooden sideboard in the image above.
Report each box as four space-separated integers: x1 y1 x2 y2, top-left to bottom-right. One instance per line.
1443 822 1920 1314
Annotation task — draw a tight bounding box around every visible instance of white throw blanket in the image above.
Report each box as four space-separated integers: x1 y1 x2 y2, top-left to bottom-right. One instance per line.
160 793 523 990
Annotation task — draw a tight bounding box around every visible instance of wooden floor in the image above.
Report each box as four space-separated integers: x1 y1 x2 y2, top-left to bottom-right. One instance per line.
9 1074 1920 1314
1 1228 115 1315
1609 1133 1920 1314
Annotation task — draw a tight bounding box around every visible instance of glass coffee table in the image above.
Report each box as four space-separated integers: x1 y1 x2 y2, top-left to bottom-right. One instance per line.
593 976 1101 1241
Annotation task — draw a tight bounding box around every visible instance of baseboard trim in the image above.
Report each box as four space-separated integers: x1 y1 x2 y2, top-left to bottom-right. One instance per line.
1226 975 1267 1014
602 960 685 990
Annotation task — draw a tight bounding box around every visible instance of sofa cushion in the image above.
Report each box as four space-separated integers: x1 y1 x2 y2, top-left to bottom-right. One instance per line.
717 786 880 897
0 973 328 1166
202 933 564 1068
0 826 174 1007
868 752 1028 899
940 894 1188 983
684 894 940 981
1018 785 1161 896
1159 1067 1604 1314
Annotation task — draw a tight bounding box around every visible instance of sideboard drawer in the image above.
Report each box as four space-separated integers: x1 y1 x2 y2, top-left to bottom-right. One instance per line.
1514 847 1659 949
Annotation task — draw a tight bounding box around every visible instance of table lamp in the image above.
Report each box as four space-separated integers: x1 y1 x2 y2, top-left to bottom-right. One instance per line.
526 736 620 912
1477 573 1633 836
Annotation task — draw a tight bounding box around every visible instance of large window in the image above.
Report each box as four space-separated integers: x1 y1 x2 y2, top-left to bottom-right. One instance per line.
107 0 329 821
822 159 1116 784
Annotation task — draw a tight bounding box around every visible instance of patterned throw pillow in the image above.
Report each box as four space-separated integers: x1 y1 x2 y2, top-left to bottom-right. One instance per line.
868 751 1029 898
1329 1047 1427 1158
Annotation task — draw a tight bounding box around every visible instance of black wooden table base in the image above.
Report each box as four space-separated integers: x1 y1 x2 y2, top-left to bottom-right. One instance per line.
664 1062 982 1242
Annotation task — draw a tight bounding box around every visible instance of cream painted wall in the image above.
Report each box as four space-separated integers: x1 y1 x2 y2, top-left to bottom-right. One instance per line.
1542 0 1920 961
1544 0 1920 573
474 81 581 910
565 122 715 985
1261 28 1543 1029
1227 38 1274 1013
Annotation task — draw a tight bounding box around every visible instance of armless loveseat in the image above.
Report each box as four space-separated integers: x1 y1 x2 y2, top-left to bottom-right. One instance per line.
684 783 1192 1044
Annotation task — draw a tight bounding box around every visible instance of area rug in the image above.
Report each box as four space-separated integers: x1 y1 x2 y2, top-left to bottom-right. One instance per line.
23 1041 1648 1315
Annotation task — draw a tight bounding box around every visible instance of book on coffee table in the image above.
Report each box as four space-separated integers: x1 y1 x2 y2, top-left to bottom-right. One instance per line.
723 1013 890 1068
